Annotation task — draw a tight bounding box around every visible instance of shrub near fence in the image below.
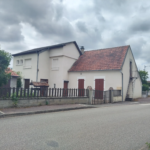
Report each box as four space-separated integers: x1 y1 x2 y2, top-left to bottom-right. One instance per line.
0 88 89 99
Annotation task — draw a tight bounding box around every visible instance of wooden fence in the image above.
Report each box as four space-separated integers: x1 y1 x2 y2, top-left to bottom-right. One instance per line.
0 88 89 99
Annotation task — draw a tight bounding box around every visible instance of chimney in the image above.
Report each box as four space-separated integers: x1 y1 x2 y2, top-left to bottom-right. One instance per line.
80 46 84 54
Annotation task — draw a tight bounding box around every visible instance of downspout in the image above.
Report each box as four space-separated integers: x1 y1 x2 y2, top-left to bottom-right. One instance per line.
36 52 39 82
120 70 123 101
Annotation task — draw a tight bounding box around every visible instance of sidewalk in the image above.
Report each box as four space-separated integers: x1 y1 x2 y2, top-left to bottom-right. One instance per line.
0 104 95 118
1 98 150 118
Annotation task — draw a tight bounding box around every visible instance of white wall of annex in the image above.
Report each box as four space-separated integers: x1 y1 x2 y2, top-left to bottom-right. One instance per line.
68 71 121 90
122 47 142 101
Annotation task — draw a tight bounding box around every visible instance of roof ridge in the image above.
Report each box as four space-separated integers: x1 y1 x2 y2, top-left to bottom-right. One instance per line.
12 41 82 56
84 45 130 52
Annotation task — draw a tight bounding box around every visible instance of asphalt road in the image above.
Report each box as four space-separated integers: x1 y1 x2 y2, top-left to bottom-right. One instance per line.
0 103 150 150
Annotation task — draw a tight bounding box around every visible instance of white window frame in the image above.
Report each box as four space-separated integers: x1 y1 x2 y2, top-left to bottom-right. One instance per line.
16 60 20 66
20 59 23 65
24 58 32 69
16 59 23 66
52 58 59 70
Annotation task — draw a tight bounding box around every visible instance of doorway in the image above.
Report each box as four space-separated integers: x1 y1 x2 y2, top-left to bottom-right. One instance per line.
95 79 104 99
78 79 84 96
63 81 68 96
24 79 30 89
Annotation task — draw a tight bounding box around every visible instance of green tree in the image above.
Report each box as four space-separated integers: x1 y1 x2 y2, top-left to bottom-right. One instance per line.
0 50 12 87
142 84 149 91
138 70 149 85
16 71 22 88
139 70 149 91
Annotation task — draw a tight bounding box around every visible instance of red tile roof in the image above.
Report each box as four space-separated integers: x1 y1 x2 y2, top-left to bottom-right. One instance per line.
30 81 49 87
69 45 129 72
5 68 19 77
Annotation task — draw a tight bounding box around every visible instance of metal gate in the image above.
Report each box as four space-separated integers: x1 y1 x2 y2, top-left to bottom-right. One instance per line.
92 90 111 105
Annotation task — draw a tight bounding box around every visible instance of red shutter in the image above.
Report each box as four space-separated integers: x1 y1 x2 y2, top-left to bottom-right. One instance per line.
95 79 104 99
78 79 84 96
64 82 68 89
63 82 68 96
95 79 104 91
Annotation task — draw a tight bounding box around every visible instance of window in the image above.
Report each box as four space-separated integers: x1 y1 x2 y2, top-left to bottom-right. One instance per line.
16 59 23 66
20 60 23 65
24 59 31 68
52 58 59 70
40 79 48 83
16 60 19 65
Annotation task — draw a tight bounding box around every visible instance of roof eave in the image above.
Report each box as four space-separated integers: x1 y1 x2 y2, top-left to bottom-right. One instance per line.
120 46 130 70
12 41 82 56
68 69 121 72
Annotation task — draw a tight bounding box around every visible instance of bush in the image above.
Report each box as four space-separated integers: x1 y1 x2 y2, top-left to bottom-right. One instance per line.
142 84 149 91
11 92 18 107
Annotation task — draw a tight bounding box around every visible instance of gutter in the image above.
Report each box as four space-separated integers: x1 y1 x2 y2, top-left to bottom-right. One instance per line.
120 70 123 101
36 51 39 82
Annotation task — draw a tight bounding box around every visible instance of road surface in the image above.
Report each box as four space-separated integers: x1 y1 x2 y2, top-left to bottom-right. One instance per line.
0 103 150 150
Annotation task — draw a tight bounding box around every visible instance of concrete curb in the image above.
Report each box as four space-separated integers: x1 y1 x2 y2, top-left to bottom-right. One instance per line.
139 145 149 150
0 106 95 118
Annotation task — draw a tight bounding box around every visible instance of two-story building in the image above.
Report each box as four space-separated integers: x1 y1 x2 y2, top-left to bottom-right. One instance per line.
12 41 142 101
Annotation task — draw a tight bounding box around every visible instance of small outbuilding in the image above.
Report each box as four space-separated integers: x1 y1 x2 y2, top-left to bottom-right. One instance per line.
2 68 19 88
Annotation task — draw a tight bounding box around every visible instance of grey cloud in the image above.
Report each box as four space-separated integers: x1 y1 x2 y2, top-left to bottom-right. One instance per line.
76 21 88 33
129 18 150 32
127 37 146 59
0 23 23 42
0 0 150 73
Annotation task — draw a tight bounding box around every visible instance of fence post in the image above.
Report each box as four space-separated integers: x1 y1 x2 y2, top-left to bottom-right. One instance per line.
87 86 93 104
109 90 111 103
110 90 114 103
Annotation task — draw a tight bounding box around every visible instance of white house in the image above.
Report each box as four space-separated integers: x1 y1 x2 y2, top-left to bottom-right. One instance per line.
12 41 142 101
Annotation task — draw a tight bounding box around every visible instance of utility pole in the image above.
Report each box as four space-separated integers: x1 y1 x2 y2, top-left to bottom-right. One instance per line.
144 65 150 71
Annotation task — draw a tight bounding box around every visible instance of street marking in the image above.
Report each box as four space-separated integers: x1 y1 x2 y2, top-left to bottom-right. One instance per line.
130 102 139 104
78 104 89 106
140 104 150 106
0 110 5 114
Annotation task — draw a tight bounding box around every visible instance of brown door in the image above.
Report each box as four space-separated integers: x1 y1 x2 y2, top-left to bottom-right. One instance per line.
78 79 84 96
95 79 104 99
24 79 30 89
63 81 68 96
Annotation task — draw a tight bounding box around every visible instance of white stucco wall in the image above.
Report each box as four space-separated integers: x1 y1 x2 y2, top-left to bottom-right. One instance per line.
49 43 80 88
122 47 142 100
13 53 37 87
13 43 80 88
68 71 121 90
10 77 17 88
38 50 50 81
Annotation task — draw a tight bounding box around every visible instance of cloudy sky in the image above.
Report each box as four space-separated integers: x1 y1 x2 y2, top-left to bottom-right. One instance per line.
0 0 150 78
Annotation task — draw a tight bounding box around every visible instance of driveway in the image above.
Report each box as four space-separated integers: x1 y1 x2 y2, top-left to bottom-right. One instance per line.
138 97 150 104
